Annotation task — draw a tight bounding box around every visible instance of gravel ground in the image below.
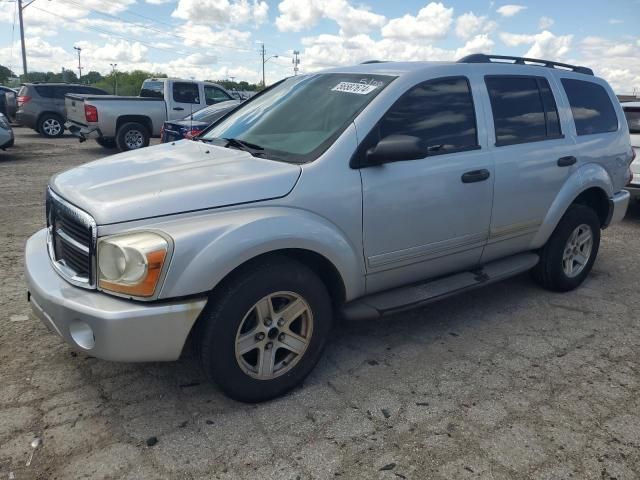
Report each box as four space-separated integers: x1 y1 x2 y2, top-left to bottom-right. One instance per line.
1 127 639 480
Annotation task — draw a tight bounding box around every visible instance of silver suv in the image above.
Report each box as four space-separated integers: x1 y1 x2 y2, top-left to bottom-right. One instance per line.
25 55 634 402
15 83 108 138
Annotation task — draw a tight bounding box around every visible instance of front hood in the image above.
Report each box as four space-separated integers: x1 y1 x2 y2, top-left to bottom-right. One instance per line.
51 140 301 225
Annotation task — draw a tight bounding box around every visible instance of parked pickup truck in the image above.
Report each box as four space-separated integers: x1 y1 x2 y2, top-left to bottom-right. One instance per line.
65 78 235 151
26 55 633 402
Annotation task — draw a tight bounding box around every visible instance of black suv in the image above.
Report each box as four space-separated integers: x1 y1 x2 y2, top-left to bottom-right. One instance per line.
16 83 108 138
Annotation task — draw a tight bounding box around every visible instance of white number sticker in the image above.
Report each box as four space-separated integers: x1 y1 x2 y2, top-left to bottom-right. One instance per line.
331 82 379 95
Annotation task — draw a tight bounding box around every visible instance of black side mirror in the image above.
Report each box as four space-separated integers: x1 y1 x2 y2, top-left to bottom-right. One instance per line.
365 134 427 166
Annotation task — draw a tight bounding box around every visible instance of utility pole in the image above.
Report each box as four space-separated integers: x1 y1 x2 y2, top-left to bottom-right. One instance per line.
74 46 82 82
260 43 265 88
110 63 118 95
259 43 277 88
18 0 28 76
292 50 300 76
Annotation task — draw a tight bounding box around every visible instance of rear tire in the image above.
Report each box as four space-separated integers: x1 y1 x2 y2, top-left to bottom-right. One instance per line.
198 257 333 402
38 114 64 138
115 122 149 151
531 204 600 292
96 137 116 149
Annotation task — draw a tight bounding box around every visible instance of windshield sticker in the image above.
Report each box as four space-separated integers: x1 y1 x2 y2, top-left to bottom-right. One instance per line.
332 82 379 95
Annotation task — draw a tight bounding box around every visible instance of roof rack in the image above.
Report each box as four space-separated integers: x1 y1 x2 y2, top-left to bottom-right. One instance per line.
457 53 594 76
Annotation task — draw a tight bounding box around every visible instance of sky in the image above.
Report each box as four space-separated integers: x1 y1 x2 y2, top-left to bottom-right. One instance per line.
0 0 638 93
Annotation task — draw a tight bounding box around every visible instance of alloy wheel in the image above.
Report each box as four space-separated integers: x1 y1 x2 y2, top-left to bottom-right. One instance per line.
562 223 593 278
234 291 313 380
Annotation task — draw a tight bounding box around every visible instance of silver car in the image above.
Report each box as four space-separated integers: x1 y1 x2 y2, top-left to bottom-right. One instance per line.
0 113 14 150
25 55 633 402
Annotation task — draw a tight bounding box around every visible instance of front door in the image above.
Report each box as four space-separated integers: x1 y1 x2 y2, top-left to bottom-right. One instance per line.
359 76 494 294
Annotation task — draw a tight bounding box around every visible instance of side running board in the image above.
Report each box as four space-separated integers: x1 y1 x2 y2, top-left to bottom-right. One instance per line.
341 252 539 321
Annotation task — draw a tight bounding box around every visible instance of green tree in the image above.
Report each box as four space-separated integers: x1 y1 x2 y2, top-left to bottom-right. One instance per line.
80 70 103 85
0 65 15 84
93 70 167 96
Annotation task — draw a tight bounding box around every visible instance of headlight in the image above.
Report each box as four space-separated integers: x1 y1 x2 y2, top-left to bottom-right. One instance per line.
97 231 170 297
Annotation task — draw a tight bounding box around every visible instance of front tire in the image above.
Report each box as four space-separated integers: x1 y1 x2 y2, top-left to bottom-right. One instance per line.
38 114 64 138
531 204 600 292
115 122 149 151
198 257 333 402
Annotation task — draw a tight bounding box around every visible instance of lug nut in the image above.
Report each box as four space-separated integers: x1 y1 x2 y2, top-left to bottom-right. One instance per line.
256 332 265 341
278 333 285 342
265 342 273 350
264 318 272 327
277 318 285 327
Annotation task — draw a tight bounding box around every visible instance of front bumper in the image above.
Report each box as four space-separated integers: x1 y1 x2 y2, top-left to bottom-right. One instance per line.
25 229 207 362
65 120 102 141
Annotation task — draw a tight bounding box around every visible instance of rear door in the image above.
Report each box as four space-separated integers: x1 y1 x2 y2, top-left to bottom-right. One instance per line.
481 74 575 262
169 81 201 119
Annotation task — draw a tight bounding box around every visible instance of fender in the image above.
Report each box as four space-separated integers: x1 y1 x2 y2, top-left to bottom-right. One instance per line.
155 206 365 301
531 162 613 248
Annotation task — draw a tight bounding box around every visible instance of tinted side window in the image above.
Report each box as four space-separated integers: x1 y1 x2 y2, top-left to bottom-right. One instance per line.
140 81 164 99
173 82 200 104
486 76 562 145
561 78 618 135
625 108 640 134
34 86 55 98
204 86 232 105
378 76 478 154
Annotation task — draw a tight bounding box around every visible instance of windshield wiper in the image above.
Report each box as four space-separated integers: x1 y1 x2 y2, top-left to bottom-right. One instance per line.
223 137 265 152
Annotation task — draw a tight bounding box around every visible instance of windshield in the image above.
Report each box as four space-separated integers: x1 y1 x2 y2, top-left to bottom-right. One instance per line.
201 73 395 163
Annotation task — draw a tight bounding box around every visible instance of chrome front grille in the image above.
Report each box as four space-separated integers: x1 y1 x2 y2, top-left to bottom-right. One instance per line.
46 188 97 289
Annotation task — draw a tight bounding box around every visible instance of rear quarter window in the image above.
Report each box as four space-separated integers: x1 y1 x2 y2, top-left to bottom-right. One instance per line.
624 108 640 134
561 78 618 135
34 86 55 98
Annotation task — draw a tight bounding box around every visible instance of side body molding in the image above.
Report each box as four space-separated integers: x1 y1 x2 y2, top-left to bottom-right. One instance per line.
152 207 366 301
531 162 614 248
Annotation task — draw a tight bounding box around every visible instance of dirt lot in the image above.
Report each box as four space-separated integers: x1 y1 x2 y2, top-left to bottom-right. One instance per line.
1 127 639 480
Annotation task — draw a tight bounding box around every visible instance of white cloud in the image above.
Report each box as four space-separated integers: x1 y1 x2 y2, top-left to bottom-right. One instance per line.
455 12 497 40
538 16 554 30
146 0 174 4
455 34 495 58
500 30 572 59
172 0 269 27
577 36 640 93
176 23 252 49
496 4 527 17
75 39 150 64
275 0 386 36
382 2 453 41
608 19 624 24
0 37 75 73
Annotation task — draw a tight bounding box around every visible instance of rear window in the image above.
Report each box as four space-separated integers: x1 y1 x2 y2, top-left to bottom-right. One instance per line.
140 81 164 99
624 107 640 134
485 76 562 146
561 79 618 135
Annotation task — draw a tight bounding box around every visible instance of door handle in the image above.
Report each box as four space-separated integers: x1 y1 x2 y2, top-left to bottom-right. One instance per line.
461 169 490 183
173 107 184 111
557 156 577 167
